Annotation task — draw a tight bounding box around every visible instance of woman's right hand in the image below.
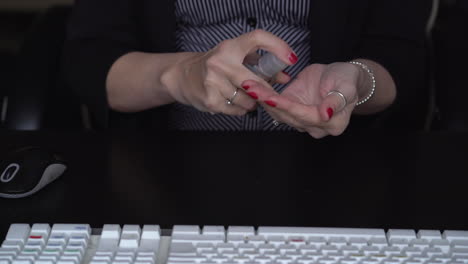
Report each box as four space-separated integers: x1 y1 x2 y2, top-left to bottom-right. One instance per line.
160 29 297 115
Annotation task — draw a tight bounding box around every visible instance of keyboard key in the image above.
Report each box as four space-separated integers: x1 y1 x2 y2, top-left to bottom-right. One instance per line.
12 260 32 264
5 225 30 243
1 241 23 251
51 224 91 238
34 261 54 264
350 237 369 247
430 239 451 253
202 226 225 236
16 255 36 262
403 246 422 256
119 234 139 249
198 249 218 258
257 244 275 254
328 237 348 246
409 239 429 250
453 248 468 257
258 227 386 240
338 257 359 264
141 225 160 239
369 237 388 249
169 243 197 256
320 245 339 254
340 245 360 255
56 260 77 264
0 248 17 255
390 238 409 249
172 234 224 245
443 231 468 242
417 230 442 240
307 237 327 247
101 225 121 240
387 230 416 241
38 255 58 262
167 255 207 262
298 245 318 254
453 241 468 249
237 244 256 253
267 235 287 247
246 235 266 247
254 256 271 264
23 242 43 250
172 226 200 235
0 255 14 262
48 234 68 244
30 224 50 237
119 225 141 248
227 226 254 236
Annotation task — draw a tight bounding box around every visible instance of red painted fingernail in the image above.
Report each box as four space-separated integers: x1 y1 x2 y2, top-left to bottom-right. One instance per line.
242 85 250 90
247 92 258 99
327 108 334 119
282 71 290 78
265 100 277 107
288 52 298 64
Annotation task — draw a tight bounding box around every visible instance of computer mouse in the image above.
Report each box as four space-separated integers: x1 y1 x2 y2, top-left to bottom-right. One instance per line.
0 146 66 198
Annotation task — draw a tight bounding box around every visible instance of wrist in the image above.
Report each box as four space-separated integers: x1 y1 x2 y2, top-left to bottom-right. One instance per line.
349 60 375 106
159 52 197 104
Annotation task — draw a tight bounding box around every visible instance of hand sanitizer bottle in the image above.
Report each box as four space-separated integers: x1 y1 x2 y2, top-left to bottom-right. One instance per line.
244 52 288 83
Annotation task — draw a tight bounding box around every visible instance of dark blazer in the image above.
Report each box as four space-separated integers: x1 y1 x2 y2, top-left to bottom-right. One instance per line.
63 0 432 129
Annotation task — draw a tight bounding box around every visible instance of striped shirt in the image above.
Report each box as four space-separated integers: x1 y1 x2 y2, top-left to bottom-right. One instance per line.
169 0 311 131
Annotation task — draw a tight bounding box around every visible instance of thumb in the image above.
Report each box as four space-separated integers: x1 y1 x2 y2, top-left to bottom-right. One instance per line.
319 91 347 121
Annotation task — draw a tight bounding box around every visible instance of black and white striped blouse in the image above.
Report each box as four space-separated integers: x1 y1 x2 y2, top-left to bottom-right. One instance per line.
169 0 311 131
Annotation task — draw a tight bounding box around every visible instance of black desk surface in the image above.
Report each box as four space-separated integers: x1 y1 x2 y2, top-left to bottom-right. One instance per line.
0 130 467 237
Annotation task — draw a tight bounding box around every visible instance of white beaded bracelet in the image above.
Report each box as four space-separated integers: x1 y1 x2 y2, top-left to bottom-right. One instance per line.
349 61 376 106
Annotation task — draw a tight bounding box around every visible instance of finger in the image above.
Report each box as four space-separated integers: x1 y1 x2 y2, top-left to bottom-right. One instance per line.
265 107 306 131
241 79 278 100
264 94 323 126
319 91 348 122
228 88 257 111
206 72 255 111
219 103 248 116
234 29 298 66
243 80 323 128
307 128 329 139
202 74 252 115
321 108 351 136
273 71 291 84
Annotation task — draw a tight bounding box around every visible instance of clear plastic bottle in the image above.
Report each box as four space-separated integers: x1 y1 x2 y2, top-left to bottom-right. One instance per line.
244 52 288 83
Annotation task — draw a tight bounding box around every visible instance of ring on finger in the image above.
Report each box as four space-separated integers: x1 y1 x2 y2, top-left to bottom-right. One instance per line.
327 90 347 110
226 88 239 105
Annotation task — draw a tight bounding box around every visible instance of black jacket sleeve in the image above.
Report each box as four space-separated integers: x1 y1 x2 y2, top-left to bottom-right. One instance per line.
353 0 432 129
62 0 139 128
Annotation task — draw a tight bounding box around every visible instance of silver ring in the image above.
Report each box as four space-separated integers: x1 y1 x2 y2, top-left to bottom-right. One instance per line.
327 90 347 110
226 88 239 105
272 119 280 127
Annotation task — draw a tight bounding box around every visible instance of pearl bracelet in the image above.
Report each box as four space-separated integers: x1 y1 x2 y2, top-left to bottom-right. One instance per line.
349 61 376 106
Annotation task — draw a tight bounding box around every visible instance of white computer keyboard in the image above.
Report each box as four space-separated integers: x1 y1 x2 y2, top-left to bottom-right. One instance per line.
1 224 468 264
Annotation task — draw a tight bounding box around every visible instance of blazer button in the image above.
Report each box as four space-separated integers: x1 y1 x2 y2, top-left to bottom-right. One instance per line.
247 17 257 28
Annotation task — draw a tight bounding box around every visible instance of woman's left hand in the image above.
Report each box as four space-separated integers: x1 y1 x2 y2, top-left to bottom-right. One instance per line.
243 62 364 138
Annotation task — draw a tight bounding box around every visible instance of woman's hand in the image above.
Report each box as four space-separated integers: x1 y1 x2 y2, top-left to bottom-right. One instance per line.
243 62 369 138
160 30 296 115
